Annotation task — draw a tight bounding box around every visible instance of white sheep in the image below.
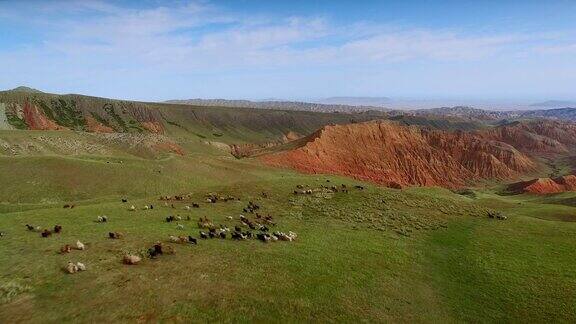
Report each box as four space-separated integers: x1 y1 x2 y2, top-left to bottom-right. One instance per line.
76 262 86 271
76 240 85 250
176 223 184 230
129 205 136 211
65 261 78 274
169 235 179 242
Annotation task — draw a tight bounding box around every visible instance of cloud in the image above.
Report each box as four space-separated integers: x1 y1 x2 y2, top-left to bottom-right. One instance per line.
0 0 575 99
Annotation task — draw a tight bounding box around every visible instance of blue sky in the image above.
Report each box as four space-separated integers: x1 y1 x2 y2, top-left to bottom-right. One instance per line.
0 0 575 102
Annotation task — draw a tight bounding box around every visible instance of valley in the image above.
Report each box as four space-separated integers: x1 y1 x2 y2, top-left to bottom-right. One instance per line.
0 88 576 322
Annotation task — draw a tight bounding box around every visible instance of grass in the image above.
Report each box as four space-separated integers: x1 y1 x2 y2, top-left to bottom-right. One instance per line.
0 129 575 322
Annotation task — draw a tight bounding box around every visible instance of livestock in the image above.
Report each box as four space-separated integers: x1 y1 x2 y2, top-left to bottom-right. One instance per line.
60 245 72 254
64 262 78 274
219 232 227 239
129 205 136 211
123 255 141 265
108 232 123 239
121 198 128 203
97 216 108 223
227 216 233 220
76 262 86 271
41 229 52 238
256 233 271 243
354 185 365 190
188 236 197 244
0 232 4 237
199 231 209 239
166 215 176 223
192 203 200 208
176 223 184 230
54 225 62 234
26 224 40 232
76 240 85 250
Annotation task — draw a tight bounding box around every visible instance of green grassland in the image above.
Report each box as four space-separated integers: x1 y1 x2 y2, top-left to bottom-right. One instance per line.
0 128 575 323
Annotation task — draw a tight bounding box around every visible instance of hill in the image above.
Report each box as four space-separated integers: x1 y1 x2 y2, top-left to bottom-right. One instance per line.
508 175 576 194
260 120 537 188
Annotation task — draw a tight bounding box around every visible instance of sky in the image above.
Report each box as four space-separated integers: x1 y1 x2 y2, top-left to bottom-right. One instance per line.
0 0 575 103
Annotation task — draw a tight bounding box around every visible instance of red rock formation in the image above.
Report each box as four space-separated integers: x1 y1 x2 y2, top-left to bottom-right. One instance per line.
508 175 576 194
22 101 65 130
86 116 114 133
480 120 576 155
260 120 536 188
141 121 164 134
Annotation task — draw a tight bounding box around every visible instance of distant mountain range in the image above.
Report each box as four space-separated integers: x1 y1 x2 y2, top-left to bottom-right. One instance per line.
164 98 387 113
530 100 576 108
315 96 391 106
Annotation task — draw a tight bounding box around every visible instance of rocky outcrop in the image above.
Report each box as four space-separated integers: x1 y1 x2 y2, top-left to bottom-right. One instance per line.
260 120 536 188
22 101 65 130
508 175 576 194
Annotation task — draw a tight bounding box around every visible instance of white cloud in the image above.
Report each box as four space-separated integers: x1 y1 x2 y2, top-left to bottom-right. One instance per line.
0 0 575 99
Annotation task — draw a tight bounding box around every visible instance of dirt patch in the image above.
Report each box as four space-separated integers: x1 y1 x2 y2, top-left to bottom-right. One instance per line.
86 116 114 133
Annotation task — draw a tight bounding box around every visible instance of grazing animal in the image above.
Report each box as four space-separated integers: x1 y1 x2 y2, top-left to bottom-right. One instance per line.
305 189 313 194
227 216 233 220
65 262 78 274
219 232 227 239
200 231 209 239
176 223 184 230
235 225 242 232
26 224 36 231
76 262 86 271
166 215 176 223
143 205 149 210
41 229 52 238
60 245 72 254
149 205 154 210
169 235 180 243
188 236 197 244
129 205 136 211
355 185 365 190
256 233 271 243
184 205 191 211
63 204 71 209
123 255 141 265
121 198 128 203
54 225 62 234
0 232 4 237
108 232 123 239
76 240 85 250
192 203 200 208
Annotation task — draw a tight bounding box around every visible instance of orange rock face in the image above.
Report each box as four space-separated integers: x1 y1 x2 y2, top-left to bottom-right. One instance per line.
141 121 165 134
22 101 65 130
260 120 536 188
85 116 114 133
508 175 576 194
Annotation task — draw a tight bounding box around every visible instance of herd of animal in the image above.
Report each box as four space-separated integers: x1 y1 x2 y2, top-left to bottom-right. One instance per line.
16 191 299 273
5 182 506 275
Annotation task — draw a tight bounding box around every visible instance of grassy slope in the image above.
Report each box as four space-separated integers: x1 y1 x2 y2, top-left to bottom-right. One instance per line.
0 146 575 322
0 97 574 321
